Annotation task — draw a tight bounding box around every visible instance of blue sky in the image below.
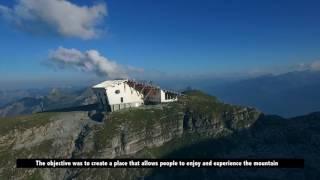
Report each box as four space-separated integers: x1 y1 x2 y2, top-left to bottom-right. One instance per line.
0 0 320 89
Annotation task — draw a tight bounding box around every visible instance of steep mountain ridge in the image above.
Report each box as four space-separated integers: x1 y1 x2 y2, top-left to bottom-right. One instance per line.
0 91 318 179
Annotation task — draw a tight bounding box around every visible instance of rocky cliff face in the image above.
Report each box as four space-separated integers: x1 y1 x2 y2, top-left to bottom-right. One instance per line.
0 91 271 180
147 112 320 180
1 91 318 179
83 92 261 159
0 112 93 179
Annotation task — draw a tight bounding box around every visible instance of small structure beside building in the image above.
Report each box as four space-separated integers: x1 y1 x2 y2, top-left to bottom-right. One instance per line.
92 79 180 112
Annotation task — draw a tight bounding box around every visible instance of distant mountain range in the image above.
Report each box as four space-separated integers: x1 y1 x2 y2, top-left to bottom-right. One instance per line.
0 88 97 117
1 70 320 118
0 88 50 107
206 70 320 117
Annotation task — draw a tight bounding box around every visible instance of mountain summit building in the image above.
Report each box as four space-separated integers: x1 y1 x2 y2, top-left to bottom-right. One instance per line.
92 80 180 111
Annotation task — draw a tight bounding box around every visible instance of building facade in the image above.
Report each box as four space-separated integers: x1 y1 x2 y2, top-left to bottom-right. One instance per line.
92 80 180 111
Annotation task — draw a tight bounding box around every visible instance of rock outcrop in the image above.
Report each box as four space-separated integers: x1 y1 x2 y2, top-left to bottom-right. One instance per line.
0 111 95 179
0 91 271 180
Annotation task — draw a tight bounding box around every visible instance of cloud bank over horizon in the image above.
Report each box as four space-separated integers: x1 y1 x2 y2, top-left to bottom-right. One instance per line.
0 0 107 39
295 61 320 72
48 47 143 79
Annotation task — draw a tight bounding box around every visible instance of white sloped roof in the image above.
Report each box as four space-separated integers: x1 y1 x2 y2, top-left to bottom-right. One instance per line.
93 79 127 88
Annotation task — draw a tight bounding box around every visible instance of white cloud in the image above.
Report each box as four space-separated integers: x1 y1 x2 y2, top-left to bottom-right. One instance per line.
296 61 320 72
48 47 143 79
0 0 107 39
